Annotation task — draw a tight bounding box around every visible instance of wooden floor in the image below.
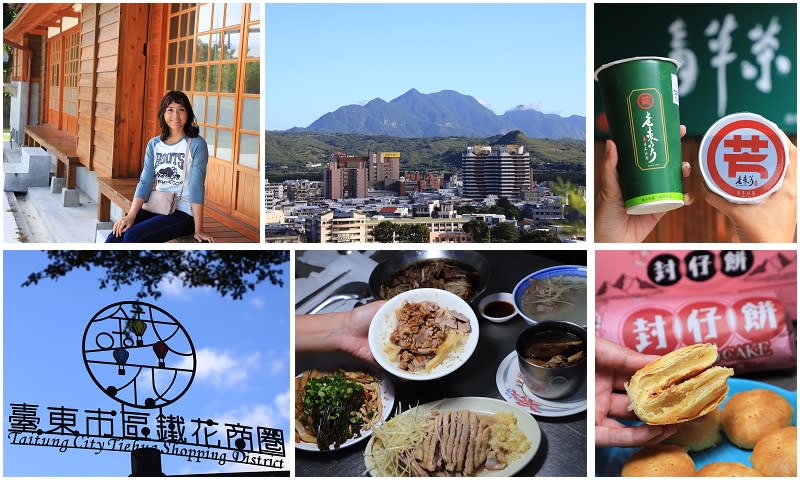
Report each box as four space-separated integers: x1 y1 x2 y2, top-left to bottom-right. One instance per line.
97 177 256 243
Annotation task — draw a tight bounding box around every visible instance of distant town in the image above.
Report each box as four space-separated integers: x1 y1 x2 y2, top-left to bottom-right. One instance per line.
265 143 586 243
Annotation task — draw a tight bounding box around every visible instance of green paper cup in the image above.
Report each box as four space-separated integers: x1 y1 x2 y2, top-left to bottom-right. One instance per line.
595 57 684 215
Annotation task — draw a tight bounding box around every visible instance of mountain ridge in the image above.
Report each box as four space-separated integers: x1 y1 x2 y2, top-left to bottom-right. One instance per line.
288 89 585 140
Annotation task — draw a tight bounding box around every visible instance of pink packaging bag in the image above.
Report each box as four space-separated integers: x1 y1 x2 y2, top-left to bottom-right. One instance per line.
596 250 796 372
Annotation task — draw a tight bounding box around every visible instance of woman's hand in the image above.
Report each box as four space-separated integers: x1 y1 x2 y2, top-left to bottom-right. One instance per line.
112 214 135 238
596 125 692 242
194 232 215 243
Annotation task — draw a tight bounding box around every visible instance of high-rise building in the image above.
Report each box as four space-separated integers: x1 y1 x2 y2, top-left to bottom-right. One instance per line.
324 153 368 199
462 145 531 199
369 152 401 189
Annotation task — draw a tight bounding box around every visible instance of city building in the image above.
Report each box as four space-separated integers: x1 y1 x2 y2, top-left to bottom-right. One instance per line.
285 179 323 203
369 151 400 189
308 210 368 243
324 153 368 199
265 180 284 211
462 144 531 199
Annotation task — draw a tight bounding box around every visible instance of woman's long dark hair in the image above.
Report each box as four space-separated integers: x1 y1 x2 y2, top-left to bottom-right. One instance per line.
157 90 200 141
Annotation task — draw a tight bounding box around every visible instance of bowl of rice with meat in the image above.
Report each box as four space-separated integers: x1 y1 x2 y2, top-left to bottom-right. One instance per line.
368 288 480 381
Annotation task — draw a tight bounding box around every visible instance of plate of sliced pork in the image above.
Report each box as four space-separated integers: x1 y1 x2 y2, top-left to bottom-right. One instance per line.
364 396 540 477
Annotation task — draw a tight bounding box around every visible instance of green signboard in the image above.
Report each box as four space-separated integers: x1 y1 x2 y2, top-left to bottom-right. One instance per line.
595 4 796 137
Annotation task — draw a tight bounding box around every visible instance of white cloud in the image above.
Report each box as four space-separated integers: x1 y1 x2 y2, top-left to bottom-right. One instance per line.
274 390 290 421
249 297 265 309
179 348 262 389
267 357 285 376
511 101 542 112
158 274 188 299
478 98 494 111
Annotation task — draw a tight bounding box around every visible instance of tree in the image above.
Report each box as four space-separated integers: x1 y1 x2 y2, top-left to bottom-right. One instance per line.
490 222 519 243
520 230 560 243
373 221 396 243
463 220 489 243
22 251 288 300
495 197 522 220
399 224 429 243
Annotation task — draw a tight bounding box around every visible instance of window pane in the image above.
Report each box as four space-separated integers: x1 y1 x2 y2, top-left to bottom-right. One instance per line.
205 127 217 157
223 30 240 59
180 13 188 37
194 65 207 91
219 96 234 127
167 42 177 65
217 129 232 161
166 68 175 90
193 94 206 122
170 4 179 14
184 67 192 91
249 4 260 23
241 97 259 131
225 4 242 27
220 63 237 93
247 26 259 58
176 69 184 91
239 133 258 169
210 32 221 60
198 4 212 32
212 4 224 29
178 40 186 64
196 35 209 62
208 64 219 92
169 15 179 38
207 95 218 124
244 61 259 94
188 10 196 34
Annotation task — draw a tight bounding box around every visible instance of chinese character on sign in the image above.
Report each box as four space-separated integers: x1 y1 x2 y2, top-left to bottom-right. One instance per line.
45 406 80 435
686 307 722 343
706 14 738 117
9 403 40 433
685 251 716 281
85 408 116 437
191 418 222 447
741 300 778 331
121 407 151 439
741 17 792 93
669 18 698 95
721 250 754 276
648 254 682 286
157 413 186 443
633 315 668 352
226 423 254 451
257 427 285 456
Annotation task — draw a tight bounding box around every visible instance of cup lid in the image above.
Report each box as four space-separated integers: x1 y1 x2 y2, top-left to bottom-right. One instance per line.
699 112 789 204
594 56 682 81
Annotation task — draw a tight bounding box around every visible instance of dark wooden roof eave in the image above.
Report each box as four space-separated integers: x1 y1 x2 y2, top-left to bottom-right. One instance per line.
4 3 80 46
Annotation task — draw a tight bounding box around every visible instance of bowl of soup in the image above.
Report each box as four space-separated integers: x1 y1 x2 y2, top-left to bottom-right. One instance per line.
512 265 587 326
515 321 587 399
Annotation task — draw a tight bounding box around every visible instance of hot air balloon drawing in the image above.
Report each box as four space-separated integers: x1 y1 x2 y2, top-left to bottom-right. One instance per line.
83 301 196 409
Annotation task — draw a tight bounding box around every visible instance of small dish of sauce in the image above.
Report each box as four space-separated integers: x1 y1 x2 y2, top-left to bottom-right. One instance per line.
478 293 518 323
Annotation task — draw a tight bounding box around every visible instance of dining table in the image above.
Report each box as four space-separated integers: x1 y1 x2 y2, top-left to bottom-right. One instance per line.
294 249 588 477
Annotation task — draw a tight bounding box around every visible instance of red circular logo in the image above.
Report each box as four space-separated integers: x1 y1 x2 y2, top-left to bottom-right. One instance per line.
705 119 785 199
733 296 785 343
637 93 655 110
621 307 678 355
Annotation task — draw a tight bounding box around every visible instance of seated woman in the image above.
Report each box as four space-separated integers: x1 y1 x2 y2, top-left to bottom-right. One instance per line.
107 90 214 243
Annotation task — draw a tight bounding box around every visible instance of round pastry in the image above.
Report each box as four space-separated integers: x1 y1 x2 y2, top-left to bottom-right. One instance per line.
665 408 721 451
721 389 792 449
695 462 761 477
626 343 733 425
621 445 695 477
752 426 796 476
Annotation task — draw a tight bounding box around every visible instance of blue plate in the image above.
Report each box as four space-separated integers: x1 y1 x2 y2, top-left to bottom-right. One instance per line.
513 265 587 325
596 378 797 476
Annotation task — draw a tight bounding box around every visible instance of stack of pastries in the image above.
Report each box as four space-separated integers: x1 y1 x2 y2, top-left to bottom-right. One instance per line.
620 344 795 477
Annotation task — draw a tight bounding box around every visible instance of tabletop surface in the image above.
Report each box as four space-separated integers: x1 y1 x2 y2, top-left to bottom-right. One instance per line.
295 250 588 477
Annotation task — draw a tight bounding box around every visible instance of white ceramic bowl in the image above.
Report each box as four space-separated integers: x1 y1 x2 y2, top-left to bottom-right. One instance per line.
477 292 518 323
368 288 479 381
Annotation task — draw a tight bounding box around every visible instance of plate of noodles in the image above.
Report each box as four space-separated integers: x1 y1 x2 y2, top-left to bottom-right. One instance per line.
295 369 395 452
364 397 540 476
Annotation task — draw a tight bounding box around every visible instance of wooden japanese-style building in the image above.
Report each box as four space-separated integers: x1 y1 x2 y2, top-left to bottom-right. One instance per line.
5 3 261 242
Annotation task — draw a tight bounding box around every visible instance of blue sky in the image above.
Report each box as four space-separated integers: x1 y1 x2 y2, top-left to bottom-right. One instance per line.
3 251 290 476
265 3 586 130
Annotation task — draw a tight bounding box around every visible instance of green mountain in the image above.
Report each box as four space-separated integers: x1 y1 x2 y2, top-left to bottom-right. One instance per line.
266 130 585 184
